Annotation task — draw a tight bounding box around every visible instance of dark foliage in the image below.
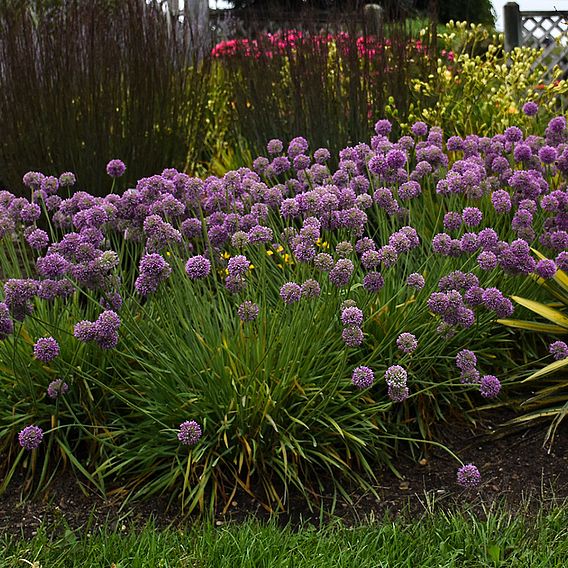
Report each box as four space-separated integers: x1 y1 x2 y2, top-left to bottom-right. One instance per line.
0 0 213 196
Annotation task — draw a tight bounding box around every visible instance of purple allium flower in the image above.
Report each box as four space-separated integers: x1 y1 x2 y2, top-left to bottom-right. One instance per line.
287 136 309 159
462 207 483 228
477 251 498 271
388 384 409 402
374 119 392 136
351 366 374 389
548 116 566 134
363 271 385 293
549 340 568 360
555 252 568 272
443 212 462 232
384 365 407 387
456 349 477 371
314 253 334 272
479 375 501 398
185 255 211 279
300 279 321 299
0 302 14 339
538 145 557 164
33 337 60 363
135 253 171 296
504 126 523 143
20 202 41 223
225 274 246 294
22 171 44 188
406 272 425 290
361 249 380 270
457 464 480 487
411 121 428 137
522 101 538 116
237 300 259 322
106 159 126 178
386 149 407 170
267 139 283 155
342 325 364 347
18 425 44 450
74 320 96 343
329 259 354 288
535 259 557 279
335 241 354 258
460 368 481 384
227 255 250 276
514 143 532 162
378 245 398 267
280 282 302 304
177 420 202 446
481 287 504 311
341 306 363 327
396 332 418 354
59 172 76 187
26 228 49 250
47 379 69 399
314 147 331 164
491 190 512 214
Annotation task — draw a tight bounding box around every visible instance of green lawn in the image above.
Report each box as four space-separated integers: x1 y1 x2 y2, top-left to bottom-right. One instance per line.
1 505 567 567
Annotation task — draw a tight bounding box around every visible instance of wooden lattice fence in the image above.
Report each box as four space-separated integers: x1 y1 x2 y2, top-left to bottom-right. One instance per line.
504 1 568 77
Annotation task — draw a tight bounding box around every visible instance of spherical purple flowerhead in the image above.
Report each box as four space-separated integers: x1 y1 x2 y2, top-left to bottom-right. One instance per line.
388 384 409 402
267 138 283 155
411 121 428 137
0 302 14 339
237 300 260 322
18 425 44 450
457 464 480 487
491 190 512 214
351 366 374 389
280 282 301 304
329 258 354 288
341 306 364 327
556 252 568 272
522 101 538 116
479 375 501 398
462 207 483 227
504 126 523 143
106 159 126 178
535 259 557 279
396 333 418 354
301 279 321 299
342 326 364 347
185 255 211 279
47 379 69 399
361 271 384 293
477 251 498 271
548 115 566 134
135 253 172 296
314 253 334 272
384 365 407 387
456 349 477 371
406 272 425 290
26 228 49 250
227 255 250 276
538 145 557 164
59 171 77 187
177 420 202 446
33 337 60 363
22 171 44 189
460 368 481 384
549 340 568 360
374 119 392 136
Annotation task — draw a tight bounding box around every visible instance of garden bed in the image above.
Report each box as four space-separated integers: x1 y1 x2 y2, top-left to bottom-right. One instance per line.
1 411 566 538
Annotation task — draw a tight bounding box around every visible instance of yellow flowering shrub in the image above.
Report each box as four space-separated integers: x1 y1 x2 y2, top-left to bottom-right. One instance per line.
402 22 568 136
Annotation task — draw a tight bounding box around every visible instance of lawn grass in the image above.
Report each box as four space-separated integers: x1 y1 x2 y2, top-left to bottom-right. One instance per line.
1 504 566 567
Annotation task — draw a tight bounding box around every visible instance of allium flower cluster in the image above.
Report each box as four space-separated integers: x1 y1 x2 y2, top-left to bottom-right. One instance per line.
135 253 172 296
549 340 568 360
237 300 259 322
106 159 126 178
47 379 69 399
185 255 211 279
279 282 301 304
33 337 60 363
456 464 481 487
396 333 418 354
74 310 121 349
384 365 409 402
177 420 202 445
18 425 44 450
351 366 374 389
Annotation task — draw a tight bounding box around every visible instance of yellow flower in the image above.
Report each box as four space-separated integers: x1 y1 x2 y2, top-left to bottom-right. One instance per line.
222 251 231 259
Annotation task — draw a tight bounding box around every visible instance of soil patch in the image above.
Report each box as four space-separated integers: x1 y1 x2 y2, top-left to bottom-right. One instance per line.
1 411 567 538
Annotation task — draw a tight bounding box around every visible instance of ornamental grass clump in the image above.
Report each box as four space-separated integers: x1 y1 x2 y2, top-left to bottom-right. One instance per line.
1 110 567 512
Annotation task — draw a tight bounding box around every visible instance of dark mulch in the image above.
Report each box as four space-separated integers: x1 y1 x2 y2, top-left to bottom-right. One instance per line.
1 411 567 538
